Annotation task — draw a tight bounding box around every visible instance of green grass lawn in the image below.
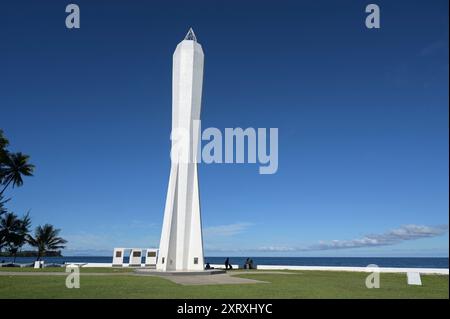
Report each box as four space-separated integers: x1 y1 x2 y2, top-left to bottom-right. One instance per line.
0 267 133 273
0 269 448 299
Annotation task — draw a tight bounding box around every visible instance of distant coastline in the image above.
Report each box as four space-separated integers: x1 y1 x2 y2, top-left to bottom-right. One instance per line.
0 256 448 269
0 250 62 257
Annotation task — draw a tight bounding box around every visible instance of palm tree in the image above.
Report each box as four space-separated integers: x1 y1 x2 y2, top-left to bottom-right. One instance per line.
0 212 22 253
0 129 9 164
0 152 35 196
27 224 67 261
0 195 7 216
0 130 9 185
6 213 31 262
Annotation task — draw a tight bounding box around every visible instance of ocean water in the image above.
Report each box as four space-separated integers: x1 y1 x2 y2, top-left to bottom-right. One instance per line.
0 256 448 268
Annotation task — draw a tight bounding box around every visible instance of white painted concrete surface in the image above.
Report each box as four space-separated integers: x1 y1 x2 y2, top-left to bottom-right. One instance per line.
144 249 158 266
129 249 142 266
407 272 423 285
112 248 125 266
157 28 205 272
255 265 449 274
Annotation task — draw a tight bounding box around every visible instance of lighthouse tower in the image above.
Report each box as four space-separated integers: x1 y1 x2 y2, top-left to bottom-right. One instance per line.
157 29 205 271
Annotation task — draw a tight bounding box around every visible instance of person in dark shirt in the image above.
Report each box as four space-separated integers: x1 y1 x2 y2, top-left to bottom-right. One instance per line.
244 258 250 269
225 257 232 270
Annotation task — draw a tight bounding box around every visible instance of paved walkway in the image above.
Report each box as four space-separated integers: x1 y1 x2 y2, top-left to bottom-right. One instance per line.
230 271 296 275
154 273 268 285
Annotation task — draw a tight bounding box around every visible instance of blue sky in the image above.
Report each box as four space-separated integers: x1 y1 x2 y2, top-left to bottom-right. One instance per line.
1 0 448 257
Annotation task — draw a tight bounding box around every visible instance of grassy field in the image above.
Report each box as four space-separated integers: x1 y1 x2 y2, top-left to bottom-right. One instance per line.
0 267 133 273
0 268 448 299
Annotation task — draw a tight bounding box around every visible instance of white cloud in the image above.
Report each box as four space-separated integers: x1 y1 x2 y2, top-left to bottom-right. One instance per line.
419 40 447 56
255 224 449 252
256 246 296 252
63 231 158 253
311 224 449 251
203 223 252 238
61 222 252 255
60 224 448 255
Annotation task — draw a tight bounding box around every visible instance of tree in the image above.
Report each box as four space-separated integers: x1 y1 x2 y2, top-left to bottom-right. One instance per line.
0 152 35 196
5 213 31 262
27 224 67 261
1 130 35 213
0 129 40 262
0 129 9 185
0 212 20 252
0 129 8 162
0 212 31 259
0 196 7 216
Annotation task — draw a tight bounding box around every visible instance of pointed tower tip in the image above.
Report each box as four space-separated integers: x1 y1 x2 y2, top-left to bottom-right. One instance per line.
184 28 197 42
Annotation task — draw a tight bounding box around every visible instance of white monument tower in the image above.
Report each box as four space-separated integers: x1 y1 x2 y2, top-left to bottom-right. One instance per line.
157 28 205 271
